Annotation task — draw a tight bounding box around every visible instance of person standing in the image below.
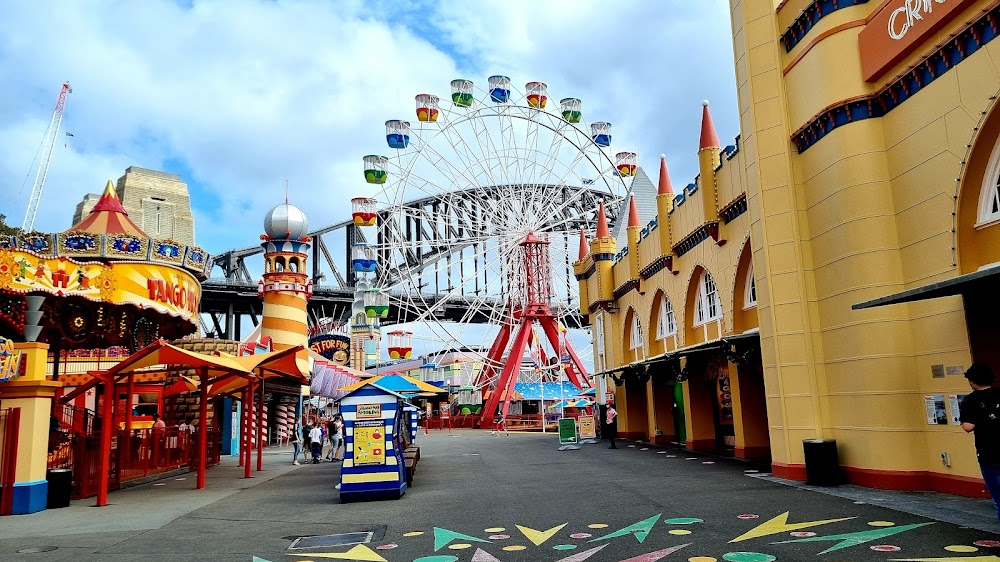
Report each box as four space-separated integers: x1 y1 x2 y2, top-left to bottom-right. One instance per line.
328 414 344 462
605 402 618 449
308 423 324 464
291 421 303 465
960 364 1000 521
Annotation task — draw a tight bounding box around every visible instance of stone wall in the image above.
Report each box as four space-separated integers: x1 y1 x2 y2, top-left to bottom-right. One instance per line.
114 166 197 247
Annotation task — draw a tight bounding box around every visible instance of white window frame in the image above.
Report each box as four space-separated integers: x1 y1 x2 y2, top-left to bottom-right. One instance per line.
978 137 1000 228
629 313 643 350
694 270 721 326
743 265 757 309
656 296 676 339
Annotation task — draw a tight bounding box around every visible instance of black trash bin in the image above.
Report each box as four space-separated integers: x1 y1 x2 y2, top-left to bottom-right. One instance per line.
803 439 843 486
46 468 73 509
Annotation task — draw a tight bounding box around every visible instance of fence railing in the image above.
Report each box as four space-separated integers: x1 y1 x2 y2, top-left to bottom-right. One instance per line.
0 408 21 515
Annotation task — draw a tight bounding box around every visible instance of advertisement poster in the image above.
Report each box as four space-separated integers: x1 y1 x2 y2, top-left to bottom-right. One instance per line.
558 418 578 444
949 394 967 425
352 420 385 466
924 395 947 425
579 416 596 440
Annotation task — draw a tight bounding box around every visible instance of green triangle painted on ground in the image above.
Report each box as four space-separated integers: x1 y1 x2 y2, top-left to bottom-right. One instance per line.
774 522 933 554
588 513 662 544
432 527 492 551
252 557 272 562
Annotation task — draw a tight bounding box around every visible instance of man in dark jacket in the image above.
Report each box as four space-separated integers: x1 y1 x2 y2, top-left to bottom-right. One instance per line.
960 364 1000 521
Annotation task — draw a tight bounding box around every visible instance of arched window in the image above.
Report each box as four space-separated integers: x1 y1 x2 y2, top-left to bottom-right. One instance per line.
630 314 643 350
656 297 676 339
289 258 299 273
695 270 721 325
979 139 1000 225
595 314 605 357
744 265 757 308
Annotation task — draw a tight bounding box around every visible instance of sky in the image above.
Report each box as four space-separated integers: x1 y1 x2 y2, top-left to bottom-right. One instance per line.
0 0 740 360
0 0 739 254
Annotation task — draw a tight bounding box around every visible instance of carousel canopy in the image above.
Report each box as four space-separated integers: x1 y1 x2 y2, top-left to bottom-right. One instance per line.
338 373 447 396
66 180 148 237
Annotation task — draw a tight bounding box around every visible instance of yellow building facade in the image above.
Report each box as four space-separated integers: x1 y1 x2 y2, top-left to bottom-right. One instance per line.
577 0 1000 497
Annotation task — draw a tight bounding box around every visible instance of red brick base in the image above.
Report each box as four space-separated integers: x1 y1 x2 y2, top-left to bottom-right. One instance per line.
772 462 990 498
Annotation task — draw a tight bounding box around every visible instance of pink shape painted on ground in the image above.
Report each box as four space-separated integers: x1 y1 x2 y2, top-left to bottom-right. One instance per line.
471 548 503 562
570 533 592 539
554 544 608 562
375 544 397 550
489 535 510 540
975 540 1000 547
869 545 901 552
789 532 816 537
737 514 759 520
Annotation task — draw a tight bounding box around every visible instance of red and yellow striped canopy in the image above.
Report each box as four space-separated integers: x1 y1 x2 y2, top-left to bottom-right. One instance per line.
66 180 148 237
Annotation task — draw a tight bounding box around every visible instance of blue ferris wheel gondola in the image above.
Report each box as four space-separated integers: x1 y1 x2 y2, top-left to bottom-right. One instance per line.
591 122 612 148
352 243 377 273
488 75 511 103
385 120 410 149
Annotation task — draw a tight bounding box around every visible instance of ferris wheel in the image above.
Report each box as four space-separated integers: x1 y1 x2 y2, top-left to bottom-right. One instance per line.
356 75 635 395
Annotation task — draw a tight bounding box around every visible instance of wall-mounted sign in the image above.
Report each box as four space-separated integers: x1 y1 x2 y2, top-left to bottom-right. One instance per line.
352 420 385 466
0 337 24 382
308 333 351 365
859 0 976 81
356 404 382 419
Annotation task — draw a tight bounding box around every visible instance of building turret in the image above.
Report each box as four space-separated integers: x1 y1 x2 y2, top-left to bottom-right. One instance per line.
589 200 617 311
698 101 725 245
259 202 312 375
655 154 678 274
574 229 590 317
626 196 643 294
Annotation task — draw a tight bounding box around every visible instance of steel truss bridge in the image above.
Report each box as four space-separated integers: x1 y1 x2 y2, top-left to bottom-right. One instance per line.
201 185 622 338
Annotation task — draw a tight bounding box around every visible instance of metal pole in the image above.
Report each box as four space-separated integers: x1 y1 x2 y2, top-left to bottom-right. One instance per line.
125 373 134 434
196 367 209 489
244 377 254 478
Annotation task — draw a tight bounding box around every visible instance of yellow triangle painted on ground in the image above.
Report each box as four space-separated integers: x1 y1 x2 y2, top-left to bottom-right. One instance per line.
730 511 854 542
288 544 387 562
516 523 567 546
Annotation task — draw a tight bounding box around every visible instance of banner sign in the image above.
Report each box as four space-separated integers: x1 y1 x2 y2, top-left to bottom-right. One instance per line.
0 337 23 382
352 420 386 466
308 333 351 365
0 248 201 325
579 416 596 440
558 418 578 444
859 0 975 81
356 404 382 419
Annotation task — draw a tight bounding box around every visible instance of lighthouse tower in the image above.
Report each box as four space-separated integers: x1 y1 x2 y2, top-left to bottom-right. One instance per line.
258 202 313 373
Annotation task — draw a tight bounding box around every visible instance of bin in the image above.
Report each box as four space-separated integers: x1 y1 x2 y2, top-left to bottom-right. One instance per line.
46 468 73 509
803 439 843 486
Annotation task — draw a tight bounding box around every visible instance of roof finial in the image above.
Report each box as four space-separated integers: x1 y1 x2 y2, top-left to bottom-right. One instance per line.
657 154 673 196
285 179 289 204
577 228 589 260
700 100 721 150
596 200 610 238
627 196 640 227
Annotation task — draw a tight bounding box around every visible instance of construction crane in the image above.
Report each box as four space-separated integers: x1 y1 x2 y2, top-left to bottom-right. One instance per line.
22 81 72 232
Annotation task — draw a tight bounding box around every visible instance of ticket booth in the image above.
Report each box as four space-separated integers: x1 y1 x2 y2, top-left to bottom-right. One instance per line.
338 384 408 501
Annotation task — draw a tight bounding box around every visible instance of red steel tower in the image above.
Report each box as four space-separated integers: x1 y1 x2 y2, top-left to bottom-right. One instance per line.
476 231 591 427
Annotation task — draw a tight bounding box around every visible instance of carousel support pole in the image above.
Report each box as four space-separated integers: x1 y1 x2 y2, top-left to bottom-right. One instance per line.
256 370 264 472
238 388 245 467
97 375 114 507
51 340 61 380
196 367 209 490
244 377 255 479
125 373 134 434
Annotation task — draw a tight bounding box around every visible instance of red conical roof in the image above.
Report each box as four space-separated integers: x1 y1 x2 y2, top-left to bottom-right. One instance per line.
596 200 610 238
577 228 589 260
657 154 673 195
699 100 720 150
66 180 148 237
628 197 640 227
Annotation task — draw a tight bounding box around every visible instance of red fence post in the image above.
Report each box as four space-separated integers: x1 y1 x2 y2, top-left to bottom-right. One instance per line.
1 408 21 516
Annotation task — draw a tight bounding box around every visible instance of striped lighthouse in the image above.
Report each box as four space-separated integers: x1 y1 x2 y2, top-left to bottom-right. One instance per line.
259 202 313 374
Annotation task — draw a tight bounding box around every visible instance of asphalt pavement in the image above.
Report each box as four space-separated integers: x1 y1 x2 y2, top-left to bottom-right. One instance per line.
1 430 999 562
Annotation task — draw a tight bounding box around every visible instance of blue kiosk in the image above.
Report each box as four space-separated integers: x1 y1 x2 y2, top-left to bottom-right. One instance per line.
338 383 409 501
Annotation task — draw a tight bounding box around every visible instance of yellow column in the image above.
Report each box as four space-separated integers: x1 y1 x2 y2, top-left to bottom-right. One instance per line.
0 343 61 513
729 361 771 460
645 378 656 442
682 376 716 450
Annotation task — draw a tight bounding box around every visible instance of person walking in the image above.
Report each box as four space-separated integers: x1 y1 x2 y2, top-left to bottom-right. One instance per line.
605 402 618 449
960 364 1000 521
308 423 324 464
291 420 303 465
328 414 344 461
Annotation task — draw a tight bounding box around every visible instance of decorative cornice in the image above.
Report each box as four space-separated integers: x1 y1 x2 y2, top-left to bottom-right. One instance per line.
575 261 597 281
719 193 748 224
613 279 639 300
781 0 870 53
640 255 673 280
673 222 719 257
792 3 1000 153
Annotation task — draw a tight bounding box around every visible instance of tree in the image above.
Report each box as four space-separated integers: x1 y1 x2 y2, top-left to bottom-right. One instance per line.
0 214 23 237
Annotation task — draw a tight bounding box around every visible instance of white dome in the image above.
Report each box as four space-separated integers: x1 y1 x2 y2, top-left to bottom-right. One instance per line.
264 203 309 240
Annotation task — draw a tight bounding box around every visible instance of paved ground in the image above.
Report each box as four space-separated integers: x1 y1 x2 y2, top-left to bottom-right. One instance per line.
2 431 999 562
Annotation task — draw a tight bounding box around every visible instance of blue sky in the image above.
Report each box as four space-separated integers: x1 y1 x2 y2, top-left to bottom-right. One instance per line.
0 0 738 254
